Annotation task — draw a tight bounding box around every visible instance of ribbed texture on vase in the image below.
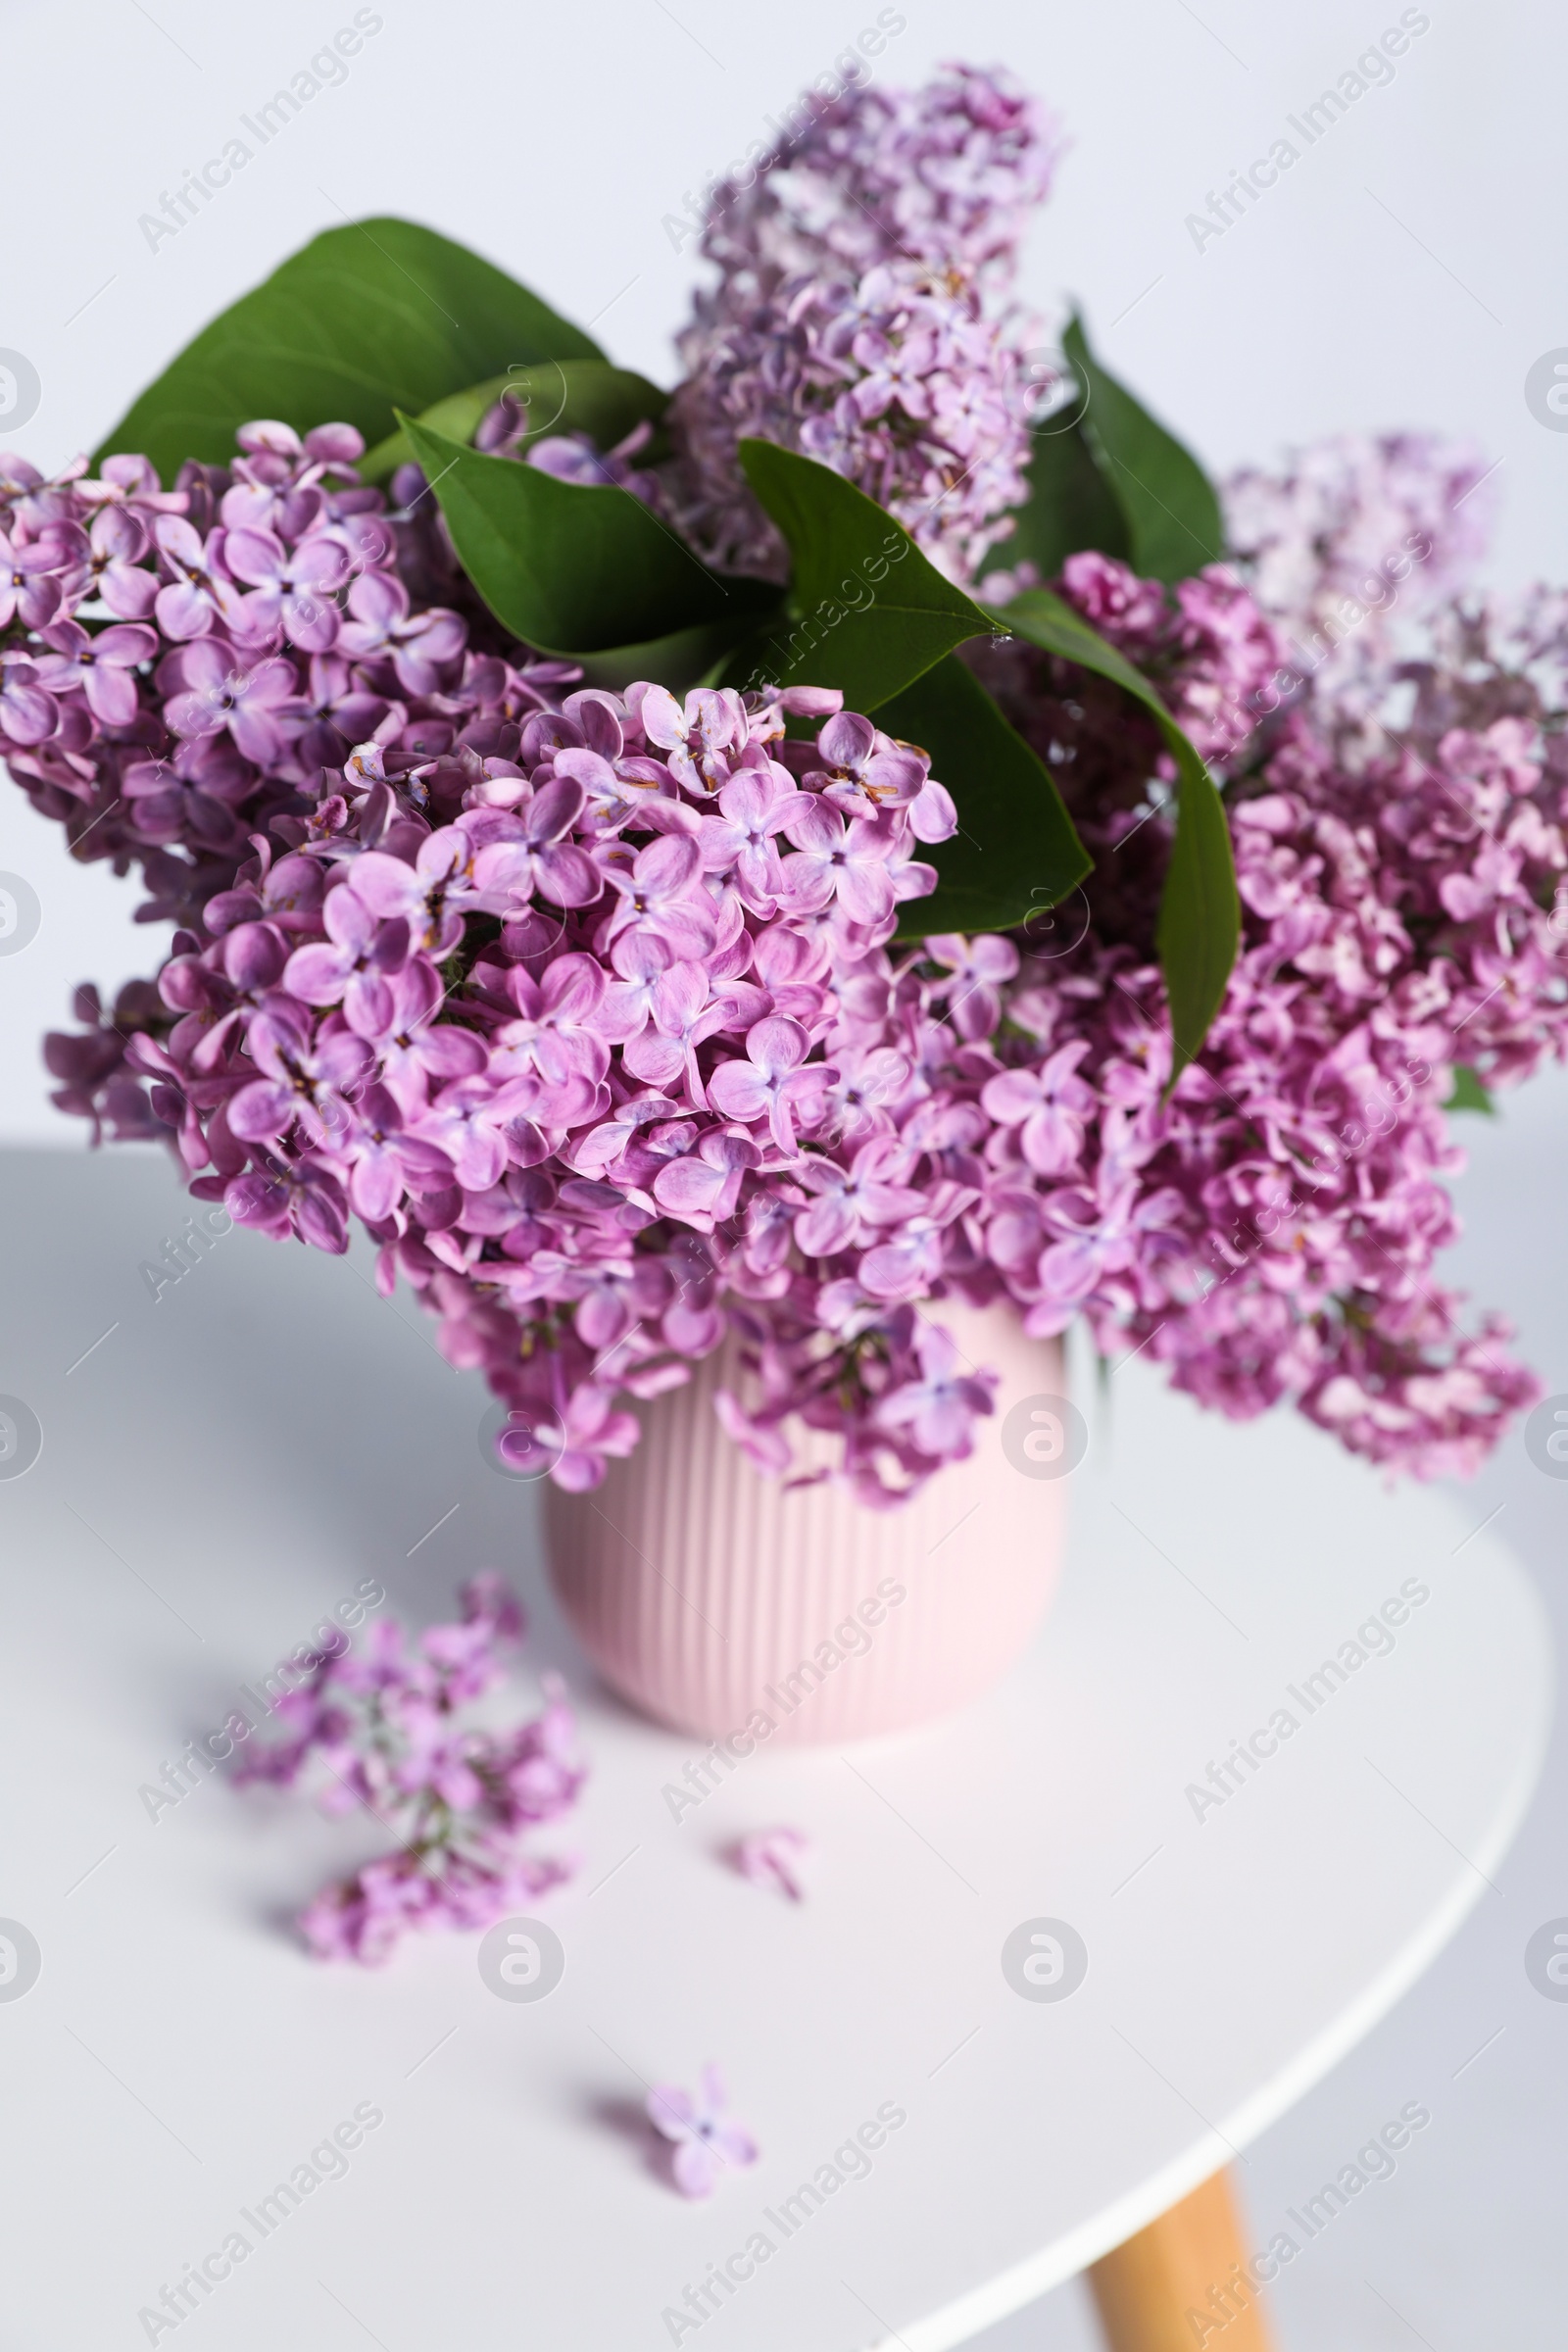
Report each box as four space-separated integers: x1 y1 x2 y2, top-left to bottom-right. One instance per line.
545 1299 1066 1746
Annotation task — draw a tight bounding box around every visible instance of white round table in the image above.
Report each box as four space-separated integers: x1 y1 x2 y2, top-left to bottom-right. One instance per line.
0 1149 1549 2350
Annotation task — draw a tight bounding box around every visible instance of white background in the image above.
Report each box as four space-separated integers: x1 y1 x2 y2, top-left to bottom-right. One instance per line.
2 3 1564 2344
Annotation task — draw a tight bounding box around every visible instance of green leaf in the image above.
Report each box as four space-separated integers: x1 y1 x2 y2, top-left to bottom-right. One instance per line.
978 415 1130 582
719 446 1095 933
1001 585 1239 1076
1445 1064 1495 1115
97 218 606 484
880 655 1091 938
1152 745 1241 1086
400 414 777 658
576 615 770 700
1062 315 1225 587
721 440 999 709
358 361 668 485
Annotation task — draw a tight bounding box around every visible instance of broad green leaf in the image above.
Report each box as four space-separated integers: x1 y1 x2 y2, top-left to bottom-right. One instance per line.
880 655 1091 938
1002 585 1239 1076
978 416 1130 582
719 446 1091 943
578 615 771 699
1063 315 1225 587
721 440 999 709
98 219 605 484
1445 1064 1495 1114
359 361 667 485
401 415 776 657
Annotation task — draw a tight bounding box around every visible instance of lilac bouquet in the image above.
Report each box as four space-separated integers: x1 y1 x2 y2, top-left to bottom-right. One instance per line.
5 64 1562 1497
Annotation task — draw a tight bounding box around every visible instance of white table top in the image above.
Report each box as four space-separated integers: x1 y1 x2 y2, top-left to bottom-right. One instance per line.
0 1148 1550 2352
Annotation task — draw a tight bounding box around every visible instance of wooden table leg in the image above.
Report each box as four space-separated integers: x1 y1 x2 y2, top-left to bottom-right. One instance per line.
1088 2169 1274 2351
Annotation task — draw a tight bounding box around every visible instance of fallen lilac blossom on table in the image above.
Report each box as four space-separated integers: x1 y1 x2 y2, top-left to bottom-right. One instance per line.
647 2064 760 2197
734 1825 809 1901
231 1570 586 1963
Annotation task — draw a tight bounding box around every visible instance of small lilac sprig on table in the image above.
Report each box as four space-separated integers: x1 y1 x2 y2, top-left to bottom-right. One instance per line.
647 2065 760 2197
232 1571 586 1964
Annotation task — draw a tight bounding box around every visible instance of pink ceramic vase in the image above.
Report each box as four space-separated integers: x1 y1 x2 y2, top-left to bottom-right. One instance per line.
544 1298 1069 1746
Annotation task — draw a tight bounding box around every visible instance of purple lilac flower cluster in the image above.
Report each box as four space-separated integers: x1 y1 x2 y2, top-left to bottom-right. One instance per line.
668 64 1052 583
102 643 1008 1501
0 422 414 924
972 549 1568 1472
232 1571 584 1962
1222 432 1497 697
668 261 1033 583
698 61 1061 296
0 419 584 949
